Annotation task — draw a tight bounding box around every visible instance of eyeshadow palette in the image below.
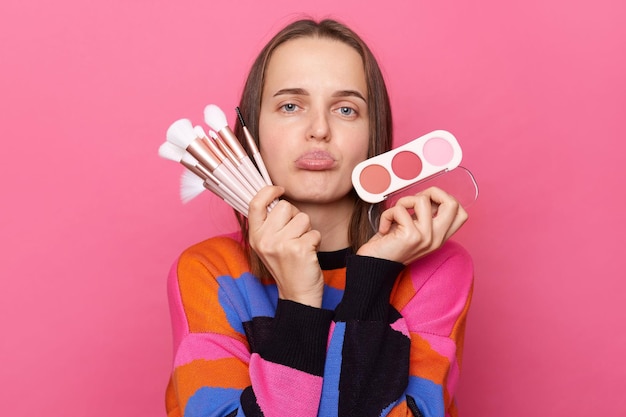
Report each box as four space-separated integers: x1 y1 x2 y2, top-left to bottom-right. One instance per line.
352 130 463 203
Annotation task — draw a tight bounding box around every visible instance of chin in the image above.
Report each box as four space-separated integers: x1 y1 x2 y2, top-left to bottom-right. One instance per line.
278 173 355 204
284 187 356 206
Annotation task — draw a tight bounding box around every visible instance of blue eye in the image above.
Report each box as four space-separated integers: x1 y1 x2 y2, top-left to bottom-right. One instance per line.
339 107 355 116
281 103 298 112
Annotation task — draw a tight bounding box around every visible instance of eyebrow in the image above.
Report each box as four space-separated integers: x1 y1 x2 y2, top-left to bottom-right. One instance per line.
273 88 367 102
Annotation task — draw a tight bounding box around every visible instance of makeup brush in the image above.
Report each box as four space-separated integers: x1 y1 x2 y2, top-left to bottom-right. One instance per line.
186 165 249 213
179 169 207 203
158 141 185 162
166 119 255 203
159 141 207 180
180 170 248 215
208 130 241 172
159 141 208 202
235 106 273 186
159 140 248 211
203 104 266 191
194 126 257 197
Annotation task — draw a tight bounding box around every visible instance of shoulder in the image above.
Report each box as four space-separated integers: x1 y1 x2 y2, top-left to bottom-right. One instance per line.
393 240 473 334
176 231 250 279
426 240 472 269
168 232 252 339
404 240 474 296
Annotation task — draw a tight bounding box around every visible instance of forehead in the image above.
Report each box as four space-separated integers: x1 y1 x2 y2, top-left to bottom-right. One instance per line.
264 37 367 95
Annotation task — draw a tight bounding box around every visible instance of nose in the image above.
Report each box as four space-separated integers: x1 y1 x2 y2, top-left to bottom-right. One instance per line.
306 109 330 142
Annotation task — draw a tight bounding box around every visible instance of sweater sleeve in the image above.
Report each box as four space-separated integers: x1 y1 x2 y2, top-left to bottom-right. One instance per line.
389 241 474 417
319 254 411 416
319 241 473 417
165 237 333 417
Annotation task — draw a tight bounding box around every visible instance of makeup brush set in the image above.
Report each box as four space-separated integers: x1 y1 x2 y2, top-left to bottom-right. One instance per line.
159 105 478 216
158 104 273 217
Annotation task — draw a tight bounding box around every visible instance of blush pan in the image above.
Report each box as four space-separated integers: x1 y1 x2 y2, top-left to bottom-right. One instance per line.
352 130 463 203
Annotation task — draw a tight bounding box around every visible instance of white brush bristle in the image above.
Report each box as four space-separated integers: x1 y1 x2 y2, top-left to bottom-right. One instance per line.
166 119 196 149
194 125 208 139
208 130 219 139
158 141 186 162
204 104 228 132
180 170 206 203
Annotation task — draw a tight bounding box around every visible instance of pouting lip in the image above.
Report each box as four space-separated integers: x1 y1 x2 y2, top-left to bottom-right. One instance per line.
294 150 336 170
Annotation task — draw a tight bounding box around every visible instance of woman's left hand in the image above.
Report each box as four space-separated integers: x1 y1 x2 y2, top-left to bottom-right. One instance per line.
356 187 468 264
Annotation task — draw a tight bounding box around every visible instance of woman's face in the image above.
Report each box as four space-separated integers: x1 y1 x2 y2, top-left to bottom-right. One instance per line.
258 36 370 206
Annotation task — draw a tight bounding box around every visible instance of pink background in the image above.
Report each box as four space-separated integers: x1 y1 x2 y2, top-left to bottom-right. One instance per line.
1 0 624 415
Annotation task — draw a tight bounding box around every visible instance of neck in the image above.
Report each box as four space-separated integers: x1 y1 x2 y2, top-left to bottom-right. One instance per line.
292 196 354 252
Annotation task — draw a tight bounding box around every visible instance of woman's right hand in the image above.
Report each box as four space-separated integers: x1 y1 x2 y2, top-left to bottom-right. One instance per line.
247 186 325 308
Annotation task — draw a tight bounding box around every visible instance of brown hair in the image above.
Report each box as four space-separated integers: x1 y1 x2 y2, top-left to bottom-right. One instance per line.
234 18 393 279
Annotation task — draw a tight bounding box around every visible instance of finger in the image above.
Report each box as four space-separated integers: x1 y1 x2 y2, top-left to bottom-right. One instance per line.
441 204 468 241
398 189 454 245
423 187 468 240
299 229 322 249
282 211 313 238
394 193 436 222
378 204 414 234
417 186 455 208
395 192 438 217
249 202 306 258
248 186 285 224
403 195 433 247
252 201 303 247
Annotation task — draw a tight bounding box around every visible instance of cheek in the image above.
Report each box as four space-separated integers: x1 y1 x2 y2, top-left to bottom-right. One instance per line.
258 113 288 151
259 138 280 169
258 130 288 176
348 130 370 165
258 120 277 156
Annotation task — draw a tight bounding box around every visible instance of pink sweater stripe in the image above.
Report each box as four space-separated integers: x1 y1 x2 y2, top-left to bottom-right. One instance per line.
249 353 323 417
174 332 251 367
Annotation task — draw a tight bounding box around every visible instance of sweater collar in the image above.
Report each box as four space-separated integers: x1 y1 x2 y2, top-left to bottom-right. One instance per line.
317 247 351 270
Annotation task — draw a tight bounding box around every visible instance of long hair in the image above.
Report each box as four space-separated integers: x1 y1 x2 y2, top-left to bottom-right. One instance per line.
233 18 393 279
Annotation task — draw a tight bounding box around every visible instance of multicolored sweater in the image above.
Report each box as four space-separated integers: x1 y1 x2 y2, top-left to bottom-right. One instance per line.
165 233 473 417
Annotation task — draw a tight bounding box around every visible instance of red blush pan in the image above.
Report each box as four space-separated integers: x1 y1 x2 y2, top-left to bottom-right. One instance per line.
352 130 463 203
392 151 423 180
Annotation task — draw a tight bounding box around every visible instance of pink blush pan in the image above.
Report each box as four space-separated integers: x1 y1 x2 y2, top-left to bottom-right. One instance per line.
423 137 454 166
352 130 463 203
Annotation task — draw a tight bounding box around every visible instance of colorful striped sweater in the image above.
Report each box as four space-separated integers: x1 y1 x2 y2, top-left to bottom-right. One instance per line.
165 233 473 417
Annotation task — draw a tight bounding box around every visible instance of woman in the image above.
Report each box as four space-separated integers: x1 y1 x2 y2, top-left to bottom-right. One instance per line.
166 18 473 417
